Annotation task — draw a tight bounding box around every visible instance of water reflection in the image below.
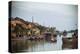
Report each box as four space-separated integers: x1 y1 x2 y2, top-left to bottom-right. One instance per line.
11 34 73 53
56 35 62 50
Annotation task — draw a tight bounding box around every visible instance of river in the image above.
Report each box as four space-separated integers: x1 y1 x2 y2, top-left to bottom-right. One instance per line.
11 33 73 53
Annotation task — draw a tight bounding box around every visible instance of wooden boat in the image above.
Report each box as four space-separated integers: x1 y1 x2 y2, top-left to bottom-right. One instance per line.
51 36 57 42
62 33 78 49
51 38 57 42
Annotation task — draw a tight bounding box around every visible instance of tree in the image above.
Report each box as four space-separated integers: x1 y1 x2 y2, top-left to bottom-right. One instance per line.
63 30 67 36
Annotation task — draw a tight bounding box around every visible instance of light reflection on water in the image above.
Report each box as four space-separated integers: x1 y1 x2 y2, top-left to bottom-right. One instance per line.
11 33 72 53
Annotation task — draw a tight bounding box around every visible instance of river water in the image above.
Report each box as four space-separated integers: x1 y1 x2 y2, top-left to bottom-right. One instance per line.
11 33 73 53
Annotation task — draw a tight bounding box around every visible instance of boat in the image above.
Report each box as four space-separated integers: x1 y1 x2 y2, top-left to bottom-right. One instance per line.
62 32 78 49
51 38 57 42
51 35 57 42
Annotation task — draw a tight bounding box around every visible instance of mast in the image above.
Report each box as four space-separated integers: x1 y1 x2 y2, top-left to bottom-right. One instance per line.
32 16 34 23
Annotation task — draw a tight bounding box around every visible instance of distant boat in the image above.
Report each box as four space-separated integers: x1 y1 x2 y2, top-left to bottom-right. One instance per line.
51 36 57 42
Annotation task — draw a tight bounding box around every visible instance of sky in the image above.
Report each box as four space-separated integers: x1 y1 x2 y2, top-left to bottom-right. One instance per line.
11 1 78 31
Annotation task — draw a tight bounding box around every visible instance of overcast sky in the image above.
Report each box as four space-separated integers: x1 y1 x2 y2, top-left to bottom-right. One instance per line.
11 1 78 31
